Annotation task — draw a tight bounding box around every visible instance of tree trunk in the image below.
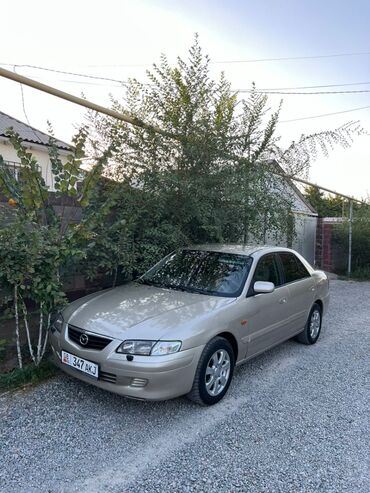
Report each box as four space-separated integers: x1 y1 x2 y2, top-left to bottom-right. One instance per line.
22 300 36 365
36 303 44 365
112 266 118 288
40 313 51 360
14 285 23 369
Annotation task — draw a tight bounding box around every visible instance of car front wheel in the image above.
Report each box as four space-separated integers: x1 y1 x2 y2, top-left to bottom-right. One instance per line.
187 336 235 406
296 303 322 345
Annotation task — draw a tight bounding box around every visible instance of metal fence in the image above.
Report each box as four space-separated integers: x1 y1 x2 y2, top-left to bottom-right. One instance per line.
317 213 370 277
1 160 22 181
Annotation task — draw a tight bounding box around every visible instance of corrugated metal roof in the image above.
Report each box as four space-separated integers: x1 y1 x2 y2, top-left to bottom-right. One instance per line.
0 111 71 151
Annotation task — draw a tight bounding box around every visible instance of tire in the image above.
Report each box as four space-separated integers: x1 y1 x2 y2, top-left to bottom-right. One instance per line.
187 336 235 406
296 303 322 345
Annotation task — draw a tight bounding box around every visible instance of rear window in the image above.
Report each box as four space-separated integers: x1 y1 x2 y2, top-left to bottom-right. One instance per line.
279 253 310 283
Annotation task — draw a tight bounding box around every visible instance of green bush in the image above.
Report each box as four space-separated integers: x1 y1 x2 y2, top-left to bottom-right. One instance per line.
0 360 57 392
332 206 370 278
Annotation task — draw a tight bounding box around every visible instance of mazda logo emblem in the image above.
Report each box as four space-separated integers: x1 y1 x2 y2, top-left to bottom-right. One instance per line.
79 333 89 346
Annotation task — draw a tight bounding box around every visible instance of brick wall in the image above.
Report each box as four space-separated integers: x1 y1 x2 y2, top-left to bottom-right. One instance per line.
322 223 333 271
315 218 323 268
315 218 334 272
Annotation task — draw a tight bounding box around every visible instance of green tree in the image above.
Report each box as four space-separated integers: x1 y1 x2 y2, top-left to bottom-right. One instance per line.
332 204 370 277
304 186 345 217
0 129 111 367
87 37 361 260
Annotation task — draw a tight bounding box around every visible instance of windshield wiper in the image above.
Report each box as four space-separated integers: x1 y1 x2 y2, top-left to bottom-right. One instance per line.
167 285 210 295
136 278 155 286
136 279 175 289
136 279 210 295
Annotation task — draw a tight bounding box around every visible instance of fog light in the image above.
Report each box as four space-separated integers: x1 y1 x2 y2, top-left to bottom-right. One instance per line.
130 378 148 388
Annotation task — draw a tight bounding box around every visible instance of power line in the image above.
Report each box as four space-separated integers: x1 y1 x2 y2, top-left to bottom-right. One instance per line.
243 81 370 91
3 64 370 124
211 51 370 64
280 104 370 123
0 66 176 139
1 63 127 85
13 65 47 143
237 88 370 95
29 50 370 67
0 65 366 204
0 63 156 88
13 66 31 126
24 73 370 93
30 77 122 88
2 63 370 95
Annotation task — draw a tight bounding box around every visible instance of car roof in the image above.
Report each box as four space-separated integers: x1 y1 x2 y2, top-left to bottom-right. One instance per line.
184 244 297 257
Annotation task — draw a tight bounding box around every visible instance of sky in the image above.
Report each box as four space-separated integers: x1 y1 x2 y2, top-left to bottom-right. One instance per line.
1 0 370 199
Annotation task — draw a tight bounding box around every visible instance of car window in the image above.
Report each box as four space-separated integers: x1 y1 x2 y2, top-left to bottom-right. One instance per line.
252 254 281 286
279 253 310 283
139 250 253 297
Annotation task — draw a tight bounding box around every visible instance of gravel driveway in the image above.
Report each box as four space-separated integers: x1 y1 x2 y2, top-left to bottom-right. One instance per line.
1 280 369 493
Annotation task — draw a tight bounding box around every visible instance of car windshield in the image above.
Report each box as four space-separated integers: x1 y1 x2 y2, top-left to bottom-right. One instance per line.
138 249 253 297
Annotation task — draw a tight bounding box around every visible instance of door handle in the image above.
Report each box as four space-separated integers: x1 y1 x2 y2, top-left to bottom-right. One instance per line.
310 286 315 292
279 297 287 304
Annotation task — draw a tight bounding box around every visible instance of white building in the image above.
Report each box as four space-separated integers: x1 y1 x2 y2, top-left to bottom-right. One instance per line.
262 162 318 264
0 111 71 190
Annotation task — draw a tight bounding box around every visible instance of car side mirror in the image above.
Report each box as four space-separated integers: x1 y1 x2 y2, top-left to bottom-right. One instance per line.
253 281 275 294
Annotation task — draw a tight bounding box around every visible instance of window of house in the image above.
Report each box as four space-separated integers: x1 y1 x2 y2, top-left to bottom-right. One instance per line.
2 161 22 181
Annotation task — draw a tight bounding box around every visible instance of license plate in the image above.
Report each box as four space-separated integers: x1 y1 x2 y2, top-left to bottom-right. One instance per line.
61 351 99 379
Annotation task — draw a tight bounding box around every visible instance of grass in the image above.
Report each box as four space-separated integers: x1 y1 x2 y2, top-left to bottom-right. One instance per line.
0 359 57 393
350 269 370 281
338 272 370 281
0 339 7 364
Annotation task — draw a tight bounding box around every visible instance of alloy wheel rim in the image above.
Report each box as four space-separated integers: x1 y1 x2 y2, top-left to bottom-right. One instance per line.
205 349 231 396
309 309 321 339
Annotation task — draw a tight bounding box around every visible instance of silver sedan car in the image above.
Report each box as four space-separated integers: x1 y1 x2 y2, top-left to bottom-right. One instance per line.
50 245 329 405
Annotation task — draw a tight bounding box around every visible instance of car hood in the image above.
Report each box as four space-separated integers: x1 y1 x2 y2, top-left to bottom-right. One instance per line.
64 283 235 341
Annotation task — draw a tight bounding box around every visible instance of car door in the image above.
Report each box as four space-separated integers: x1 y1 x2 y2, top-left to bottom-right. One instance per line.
277 252 315 335
244 253 292 358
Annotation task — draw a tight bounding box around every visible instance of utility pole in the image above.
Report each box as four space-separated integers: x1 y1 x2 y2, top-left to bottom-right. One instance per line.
0 66 176 139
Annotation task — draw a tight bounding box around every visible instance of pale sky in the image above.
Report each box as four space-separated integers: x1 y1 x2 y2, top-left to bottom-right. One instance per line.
1 0 369 199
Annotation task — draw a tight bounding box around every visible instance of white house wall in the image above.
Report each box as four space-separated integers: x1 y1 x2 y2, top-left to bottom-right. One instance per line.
294 214 317 265
0 140 68 190
254 213 317 265
247 170 318 264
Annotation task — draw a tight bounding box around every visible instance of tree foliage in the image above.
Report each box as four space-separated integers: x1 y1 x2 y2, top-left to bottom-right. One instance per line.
304 186 346 217
87 37 364 265
1 38 366 367
0 129 110 367
304 186 370 277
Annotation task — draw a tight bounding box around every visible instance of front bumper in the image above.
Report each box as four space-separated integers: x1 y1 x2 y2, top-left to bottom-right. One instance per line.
50 329 204 401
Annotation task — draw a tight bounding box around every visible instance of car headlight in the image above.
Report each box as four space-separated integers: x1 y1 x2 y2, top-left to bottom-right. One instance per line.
151 340 182 356
116 340 182 356
51 313 64 333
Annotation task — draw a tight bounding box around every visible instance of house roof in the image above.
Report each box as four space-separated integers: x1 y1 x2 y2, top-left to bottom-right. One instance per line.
0 111 71 151
268 160 318 216
287 178 318 215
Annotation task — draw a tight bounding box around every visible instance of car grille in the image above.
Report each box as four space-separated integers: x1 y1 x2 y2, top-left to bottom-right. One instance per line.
99 371 117 384
68 324 112 351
